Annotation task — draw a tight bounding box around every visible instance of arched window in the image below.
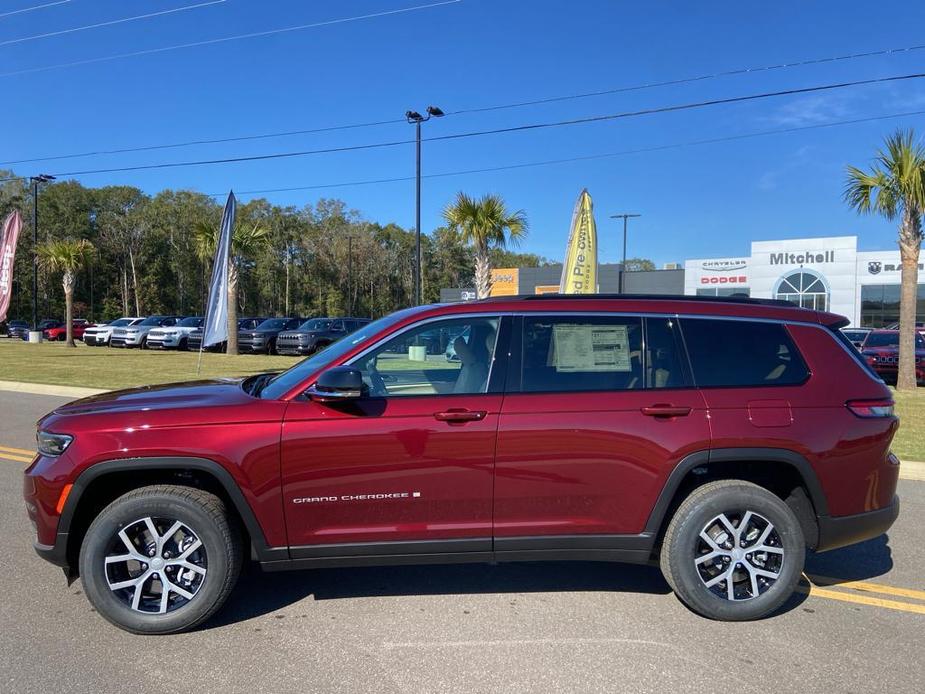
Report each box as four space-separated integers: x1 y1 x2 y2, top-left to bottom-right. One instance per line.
774 270 829 311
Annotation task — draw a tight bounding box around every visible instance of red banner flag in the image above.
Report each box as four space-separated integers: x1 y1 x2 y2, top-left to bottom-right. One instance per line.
0 210 23 323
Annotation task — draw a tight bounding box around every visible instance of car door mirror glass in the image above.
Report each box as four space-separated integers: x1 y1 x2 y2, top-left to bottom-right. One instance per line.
307 366 366 402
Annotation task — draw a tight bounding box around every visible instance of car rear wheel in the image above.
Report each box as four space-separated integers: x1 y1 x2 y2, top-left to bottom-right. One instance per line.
179 337 188 351
79 485 243 634
659 480 804 621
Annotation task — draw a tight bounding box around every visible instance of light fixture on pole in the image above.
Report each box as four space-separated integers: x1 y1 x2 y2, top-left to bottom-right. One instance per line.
29 174 56 331
405 105 444 306
609 213 640 294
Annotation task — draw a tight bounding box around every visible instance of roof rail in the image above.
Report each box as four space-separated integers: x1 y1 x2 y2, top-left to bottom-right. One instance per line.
476 293 800 308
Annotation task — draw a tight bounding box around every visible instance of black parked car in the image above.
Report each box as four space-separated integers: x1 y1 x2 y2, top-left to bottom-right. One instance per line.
3 319 29 338
275 317 371 356
238 317 302 354
186 317 267 352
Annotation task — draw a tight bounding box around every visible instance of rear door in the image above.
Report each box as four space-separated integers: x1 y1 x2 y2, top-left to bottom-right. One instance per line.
494 313 711 548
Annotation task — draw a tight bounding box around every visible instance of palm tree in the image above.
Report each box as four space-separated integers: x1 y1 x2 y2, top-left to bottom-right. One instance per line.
36 238 94 348
194 220 270 354
845 129 925 390
442 192 528 299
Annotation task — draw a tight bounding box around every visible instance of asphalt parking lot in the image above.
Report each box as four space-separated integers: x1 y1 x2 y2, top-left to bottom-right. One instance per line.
1 391 923 694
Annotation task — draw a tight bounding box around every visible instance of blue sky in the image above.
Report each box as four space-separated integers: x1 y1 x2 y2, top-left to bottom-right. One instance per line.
4 0 925 266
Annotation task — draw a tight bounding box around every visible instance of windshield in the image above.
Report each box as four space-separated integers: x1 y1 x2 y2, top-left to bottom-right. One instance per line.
256 318 289 331
139 316 168 326
109 318 134 327
260 306 424 399
864 332 925 348
179 317 202 327
300 319 332 331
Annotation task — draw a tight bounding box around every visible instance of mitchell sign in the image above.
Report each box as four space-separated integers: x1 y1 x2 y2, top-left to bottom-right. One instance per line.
770 250 836 265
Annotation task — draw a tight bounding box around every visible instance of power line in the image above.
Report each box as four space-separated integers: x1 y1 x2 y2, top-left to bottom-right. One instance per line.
3 39 923 167
0 0 462 78
0 1 226 48
215 109 925 197
37 71 925 178
0 117 407 166
0 1 70 20
4 106 923 189
446 43 925 117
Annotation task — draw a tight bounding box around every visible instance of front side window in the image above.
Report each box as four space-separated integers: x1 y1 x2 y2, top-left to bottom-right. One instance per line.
521 316 644 392
351 317 501 397
681 318 809 387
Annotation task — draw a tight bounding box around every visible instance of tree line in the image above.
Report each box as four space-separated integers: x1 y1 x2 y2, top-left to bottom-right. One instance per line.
0 172 548 325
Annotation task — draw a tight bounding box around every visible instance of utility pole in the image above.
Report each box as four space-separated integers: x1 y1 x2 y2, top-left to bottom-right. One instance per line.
609 213 640 294
29 174 55 330
405 105 444 305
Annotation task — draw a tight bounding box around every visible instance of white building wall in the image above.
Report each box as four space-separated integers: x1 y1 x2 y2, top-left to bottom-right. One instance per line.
749 236 858 321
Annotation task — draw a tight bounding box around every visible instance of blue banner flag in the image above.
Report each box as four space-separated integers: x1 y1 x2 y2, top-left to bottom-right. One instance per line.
202 191 235 348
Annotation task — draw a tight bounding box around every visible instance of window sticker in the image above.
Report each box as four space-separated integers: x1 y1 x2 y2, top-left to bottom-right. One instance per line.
552 324 631 372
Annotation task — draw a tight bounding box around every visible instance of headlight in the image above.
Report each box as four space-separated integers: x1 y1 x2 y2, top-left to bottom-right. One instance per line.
37 431 73 457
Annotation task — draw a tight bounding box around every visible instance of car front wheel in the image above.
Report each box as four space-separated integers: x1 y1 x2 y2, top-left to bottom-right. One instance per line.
660 480 804 621
79 485 243 634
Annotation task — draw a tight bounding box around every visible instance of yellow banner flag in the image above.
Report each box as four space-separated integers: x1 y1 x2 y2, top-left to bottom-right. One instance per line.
559 189 598 293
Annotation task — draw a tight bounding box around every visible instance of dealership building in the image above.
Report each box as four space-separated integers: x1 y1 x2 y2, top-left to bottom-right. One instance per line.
443 235 925 328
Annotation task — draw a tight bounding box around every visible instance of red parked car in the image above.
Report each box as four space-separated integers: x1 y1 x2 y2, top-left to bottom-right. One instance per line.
861 329 925 384
24 295 900 633
43 319 93 342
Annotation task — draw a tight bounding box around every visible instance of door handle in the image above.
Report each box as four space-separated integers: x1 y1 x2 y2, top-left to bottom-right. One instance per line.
641 404 692 418
434 409 487 423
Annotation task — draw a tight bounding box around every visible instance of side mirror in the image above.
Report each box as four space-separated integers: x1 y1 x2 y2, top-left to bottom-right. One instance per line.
306 366 365 402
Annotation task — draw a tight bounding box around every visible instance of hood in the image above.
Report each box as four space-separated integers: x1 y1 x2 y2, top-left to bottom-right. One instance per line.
51 378 252 417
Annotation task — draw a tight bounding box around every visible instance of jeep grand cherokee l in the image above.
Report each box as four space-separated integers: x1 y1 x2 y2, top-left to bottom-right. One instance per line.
23 295 900 634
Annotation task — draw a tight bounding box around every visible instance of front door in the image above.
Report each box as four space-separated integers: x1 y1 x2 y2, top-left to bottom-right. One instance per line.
281 314 509 555
494 314 711 548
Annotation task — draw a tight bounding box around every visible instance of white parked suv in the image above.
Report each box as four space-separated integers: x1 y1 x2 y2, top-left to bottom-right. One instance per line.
110 315 184 348
145 316 204 350
82 317 143 346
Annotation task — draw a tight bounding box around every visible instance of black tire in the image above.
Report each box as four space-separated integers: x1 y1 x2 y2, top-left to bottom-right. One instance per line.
267 338 277 355
139 337 148 350
659 480 804 621
79 485 243 635
179 337 188 351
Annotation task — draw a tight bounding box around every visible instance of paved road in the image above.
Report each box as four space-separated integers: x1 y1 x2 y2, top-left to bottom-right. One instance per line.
1 391 922 693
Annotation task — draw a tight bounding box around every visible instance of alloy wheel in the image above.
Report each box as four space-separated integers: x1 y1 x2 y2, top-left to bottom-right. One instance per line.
104 516 207 614
694 510 784 601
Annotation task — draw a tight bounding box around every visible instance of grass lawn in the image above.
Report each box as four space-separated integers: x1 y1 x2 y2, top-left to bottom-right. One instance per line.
1 338 923 460
0 338 297 390
890 387 925 462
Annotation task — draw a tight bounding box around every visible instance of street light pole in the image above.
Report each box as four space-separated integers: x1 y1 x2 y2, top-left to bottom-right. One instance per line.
405 105 444 305
609 213 640 294
29 174 55 330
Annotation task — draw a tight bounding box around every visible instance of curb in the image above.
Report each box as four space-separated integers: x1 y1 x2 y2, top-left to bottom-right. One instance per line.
0 380 108 398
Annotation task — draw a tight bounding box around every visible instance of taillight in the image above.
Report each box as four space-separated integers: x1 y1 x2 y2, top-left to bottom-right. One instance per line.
846 399 895 418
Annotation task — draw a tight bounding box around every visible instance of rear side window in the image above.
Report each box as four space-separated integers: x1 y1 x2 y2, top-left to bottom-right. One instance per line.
521 316 644 392
681 318 809 387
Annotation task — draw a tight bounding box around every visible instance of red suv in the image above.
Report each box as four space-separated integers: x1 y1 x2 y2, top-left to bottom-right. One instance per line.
23 295 900 633
43 319 93 342
861 329 925 385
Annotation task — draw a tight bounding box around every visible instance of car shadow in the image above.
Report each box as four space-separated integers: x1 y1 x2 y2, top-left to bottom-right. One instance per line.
804 533 894 583
202 560 671 630
200 533 893 631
